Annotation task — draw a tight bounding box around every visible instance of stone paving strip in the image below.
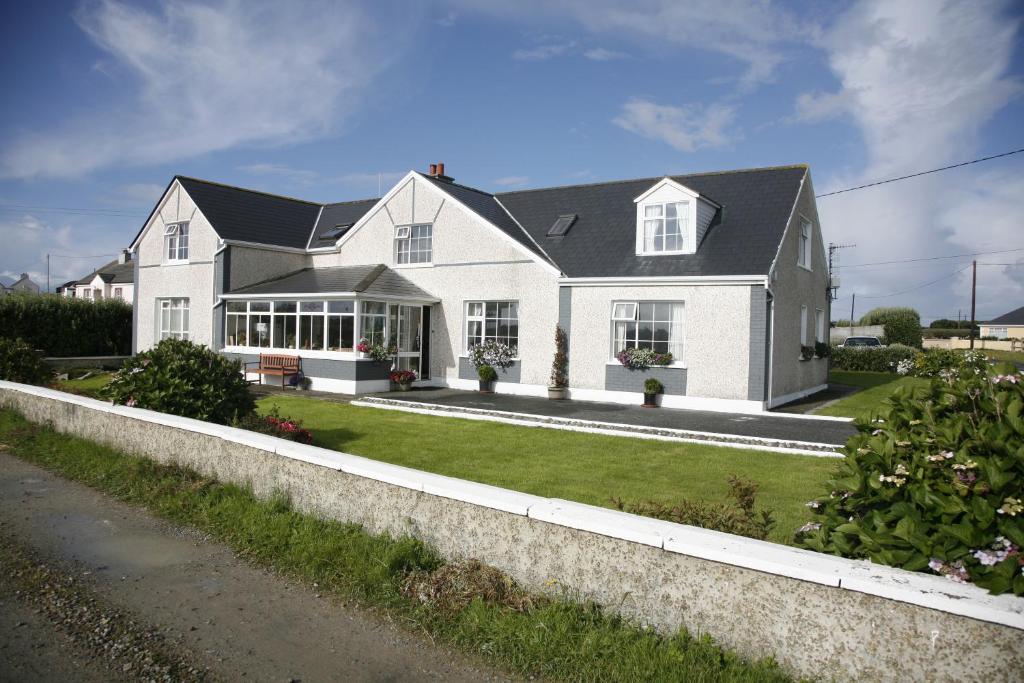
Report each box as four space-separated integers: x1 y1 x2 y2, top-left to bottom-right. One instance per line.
354 396 846 457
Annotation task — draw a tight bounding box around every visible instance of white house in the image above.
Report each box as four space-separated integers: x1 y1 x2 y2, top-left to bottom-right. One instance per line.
981 306 1024 339
70 251 135 302
130 163 830 412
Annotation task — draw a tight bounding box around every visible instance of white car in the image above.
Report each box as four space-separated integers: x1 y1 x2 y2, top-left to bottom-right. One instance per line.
842 336 884 348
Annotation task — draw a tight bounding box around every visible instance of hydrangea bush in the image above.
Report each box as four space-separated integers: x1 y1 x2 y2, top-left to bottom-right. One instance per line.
104 338 255 425
797 363 1024 595
469 340 516 369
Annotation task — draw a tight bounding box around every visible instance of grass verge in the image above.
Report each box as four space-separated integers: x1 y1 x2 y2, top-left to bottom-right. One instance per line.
982 349 1024 364
0 408 790 682
256 395 835 544
52 371 113 399
815 371 929 420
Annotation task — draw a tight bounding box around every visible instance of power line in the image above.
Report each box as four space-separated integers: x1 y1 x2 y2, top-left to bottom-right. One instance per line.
858 264 972 300
816 147 1024 198
48 252 120 259
839 246 1024 269
0 204 145 217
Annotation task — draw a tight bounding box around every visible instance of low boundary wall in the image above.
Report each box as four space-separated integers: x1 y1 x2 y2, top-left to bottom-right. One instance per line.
1 381 1021 682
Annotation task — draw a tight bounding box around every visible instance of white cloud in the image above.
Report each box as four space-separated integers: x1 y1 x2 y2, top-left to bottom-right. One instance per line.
0 0 402 179
512 41 576 61
582 47 626 61
809 0 1023 321
612 99 737 152
493 176 531 187
0 213 120 288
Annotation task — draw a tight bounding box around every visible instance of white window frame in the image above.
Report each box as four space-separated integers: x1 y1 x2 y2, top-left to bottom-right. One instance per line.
815 308 825 344
798 217 812 270
394 223 432 266
164 222 189 263
158 298 190 341
464 300 519 355
610 300 685 364
800 305 809 346
640 201 689 254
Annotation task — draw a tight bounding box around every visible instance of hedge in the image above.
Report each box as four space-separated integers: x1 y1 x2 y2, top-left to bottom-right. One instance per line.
859 307 922 348
0 294 132 357
829 344 918 372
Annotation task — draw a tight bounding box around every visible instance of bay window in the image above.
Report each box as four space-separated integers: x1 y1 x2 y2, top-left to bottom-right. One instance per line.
611 301 683 359
466 301 518 351
158 298 189 340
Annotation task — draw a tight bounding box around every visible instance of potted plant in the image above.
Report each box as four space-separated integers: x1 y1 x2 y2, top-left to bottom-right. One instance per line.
814 341 830 359
548 325 568 400
642 378 663 407
388 369 417 391
478 364 498 393
800 344 815 361
288 371 312 391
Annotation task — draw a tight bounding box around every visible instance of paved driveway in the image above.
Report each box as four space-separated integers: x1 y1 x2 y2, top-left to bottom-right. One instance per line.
368 388 859 447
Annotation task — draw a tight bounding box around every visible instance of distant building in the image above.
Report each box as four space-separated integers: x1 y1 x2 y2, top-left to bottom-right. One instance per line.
55 280 79 297
981 305 1024 339
3 273 41 295
68 250 135 302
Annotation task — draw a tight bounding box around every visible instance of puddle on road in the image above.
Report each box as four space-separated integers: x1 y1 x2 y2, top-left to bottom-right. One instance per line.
51 512 200 574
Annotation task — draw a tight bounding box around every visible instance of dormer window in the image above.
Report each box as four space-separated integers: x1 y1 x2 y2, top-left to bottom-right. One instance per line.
164 222 189 262
633 178 717 257
643 202 688 253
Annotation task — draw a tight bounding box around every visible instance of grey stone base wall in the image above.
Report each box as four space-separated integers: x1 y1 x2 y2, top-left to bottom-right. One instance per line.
458 357 521 383
605 364 687 395
1 385 1021 683
221 352 391 381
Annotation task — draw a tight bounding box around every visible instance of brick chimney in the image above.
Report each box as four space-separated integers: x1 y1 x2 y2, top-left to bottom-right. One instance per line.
427 161 453 183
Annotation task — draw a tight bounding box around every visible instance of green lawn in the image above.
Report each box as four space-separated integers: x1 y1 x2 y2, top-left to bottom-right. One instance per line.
53 371 114 399
814 371 929 420
258 395 836 544
983 349 1024 364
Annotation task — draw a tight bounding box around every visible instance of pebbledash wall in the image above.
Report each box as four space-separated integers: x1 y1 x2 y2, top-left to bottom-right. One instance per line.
2 381 1021 683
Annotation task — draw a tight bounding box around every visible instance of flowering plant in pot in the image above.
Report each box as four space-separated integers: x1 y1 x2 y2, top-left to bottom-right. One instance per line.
388 369 417 391
356 338 392 362
548 325 568 400
477 364 498 393
616 348 673 369
643 378 663 407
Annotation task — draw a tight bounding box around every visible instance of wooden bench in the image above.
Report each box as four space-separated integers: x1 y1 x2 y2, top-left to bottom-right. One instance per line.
244 354 301 387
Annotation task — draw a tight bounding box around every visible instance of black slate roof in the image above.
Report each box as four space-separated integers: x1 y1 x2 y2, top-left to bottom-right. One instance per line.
177 177 322 250
986 305 1024 326
308 199 379 249
76 259 134 286
495 166 807 277
228 264 436 301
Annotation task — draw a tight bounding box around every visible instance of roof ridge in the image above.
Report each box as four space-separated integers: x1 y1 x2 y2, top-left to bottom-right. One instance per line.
322 197 379 208
353 264 388 292
418 172 496 198
175 175 321 206
495 164 809 196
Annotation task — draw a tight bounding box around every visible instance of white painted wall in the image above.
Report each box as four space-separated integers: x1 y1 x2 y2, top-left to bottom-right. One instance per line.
566 283 753 400
311 175 561 386
135 181 219 350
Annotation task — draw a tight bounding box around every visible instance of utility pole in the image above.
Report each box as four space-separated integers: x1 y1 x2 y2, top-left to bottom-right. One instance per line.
850 293 856 331
969 260 977 349
46 253 50 294
827 242 855 301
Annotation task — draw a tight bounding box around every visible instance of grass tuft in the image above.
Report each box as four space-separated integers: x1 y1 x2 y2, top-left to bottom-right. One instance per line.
0 408 790 682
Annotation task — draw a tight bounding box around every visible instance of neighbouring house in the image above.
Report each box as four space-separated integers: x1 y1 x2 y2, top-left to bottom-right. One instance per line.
2 273 41 295
980 305 1024 339
69 251 135 302
55 280 78 297
130 163 830 412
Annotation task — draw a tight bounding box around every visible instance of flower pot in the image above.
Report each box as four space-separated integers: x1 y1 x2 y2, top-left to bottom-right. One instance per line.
478 379 494 393
548 386 568 400
642 392 659 407
395 382 412 392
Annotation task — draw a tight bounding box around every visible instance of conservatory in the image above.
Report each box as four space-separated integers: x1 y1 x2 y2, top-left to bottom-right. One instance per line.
218 264 438 392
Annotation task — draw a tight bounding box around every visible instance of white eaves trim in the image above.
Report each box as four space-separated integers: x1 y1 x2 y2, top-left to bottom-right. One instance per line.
632 176 720 207
130 178 220 252
492 195 562 275
559 275 768 287
3 378 1022 632
766 167 808 282
304 205 326 251
221 239 310 255
332 171 562 277
219 291 440 304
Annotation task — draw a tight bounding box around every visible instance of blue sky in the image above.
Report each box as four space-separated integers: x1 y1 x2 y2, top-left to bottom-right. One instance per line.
2 0 1022 322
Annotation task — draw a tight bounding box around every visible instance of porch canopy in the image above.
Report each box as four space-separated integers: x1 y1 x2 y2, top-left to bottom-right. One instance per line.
220 264 437 356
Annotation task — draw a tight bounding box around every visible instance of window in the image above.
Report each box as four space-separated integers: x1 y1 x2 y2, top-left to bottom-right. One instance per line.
798 218 812 269
247 301 272 348
611 301 684 359
360 301 387 346
158 298 189 340
466 301 518 351
164 222 189 262
800 305 809 345
395 224 432 264
298 301 325 351
113 287 123 300
816 309 825 344
271 301 298 349
989 327 1008 339
226 299 358 351
327 301 355 351
642 202 688 253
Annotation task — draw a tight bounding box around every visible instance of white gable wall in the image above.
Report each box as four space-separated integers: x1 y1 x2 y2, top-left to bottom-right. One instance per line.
135 181 220 351
311 175 561 386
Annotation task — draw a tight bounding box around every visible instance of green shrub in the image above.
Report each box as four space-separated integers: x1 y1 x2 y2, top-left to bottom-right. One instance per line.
814 341 830 358
0 338 51 385
0 294 132 356
644 378 663 394
906 349 989 378
613 476 776 541
104 339 254 424
477 365 498 382
830 343 917 372
859 307 923 348
797 363 1024 595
